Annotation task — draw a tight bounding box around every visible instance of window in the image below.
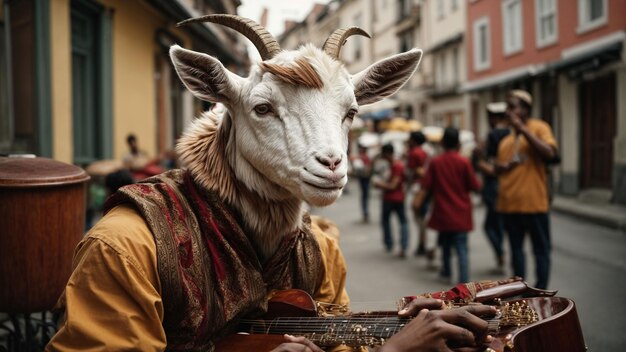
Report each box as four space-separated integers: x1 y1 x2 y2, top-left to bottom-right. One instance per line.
451 0 459 11
1 0 39 154
473 17 490 71
502 0 523 55
535 0 558 47
0 21 8 150
437 52 447 87
578 0 607 33
452 47 459 84
399 30 413 53
398 0 412 21
437 0 445 19
353 13 362 60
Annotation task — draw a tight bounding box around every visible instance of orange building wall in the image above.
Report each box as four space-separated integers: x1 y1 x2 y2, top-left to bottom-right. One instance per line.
467 0 626 82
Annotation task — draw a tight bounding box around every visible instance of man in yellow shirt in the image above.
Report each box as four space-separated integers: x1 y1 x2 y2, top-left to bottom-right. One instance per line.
496 90 558 290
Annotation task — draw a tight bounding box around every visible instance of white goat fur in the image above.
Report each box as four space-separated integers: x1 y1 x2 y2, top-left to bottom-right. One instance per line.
171 43 422 259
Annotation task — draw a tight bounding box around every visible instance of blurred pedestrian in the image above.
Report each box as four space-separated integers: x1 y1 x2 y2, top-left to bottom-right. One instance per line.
496 90 558 289
473 102 510 273
351 144 373 223
374 143 409 258
123 134 165 180
406 131 430 257
413 128 481 284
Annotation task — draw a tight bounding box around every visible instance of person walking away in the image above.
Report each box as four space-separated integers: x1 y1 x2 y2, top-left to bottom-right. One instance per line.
413 128 481 284
406 131 430 256
496 90 558 290
473 102 510 274
374 143 409 258
351 144 373 223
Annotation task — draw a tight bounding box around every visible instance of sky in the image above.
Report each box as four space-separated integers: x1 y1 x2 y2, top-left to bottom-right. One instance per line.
238 0 331 37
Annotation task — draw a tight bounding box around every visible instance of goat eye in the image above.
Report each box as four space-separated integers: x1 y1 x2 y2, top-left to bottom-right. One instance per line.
344 109 357 122
254 104 272 116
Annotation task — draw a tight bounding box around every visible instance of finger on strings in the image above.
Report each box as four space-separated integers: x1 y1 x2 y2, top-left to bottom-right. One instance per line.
460 304 497 318
451 306 496 343
398 298 444 316
283 335 323 352
439 323 476 347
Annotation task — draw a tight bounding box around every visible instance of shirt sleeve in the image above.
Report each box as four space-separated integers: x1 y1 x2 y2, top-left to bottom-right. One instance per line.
536 121 557 149
466 160 481 192
421 162 434 190
310 219 350 307
47 210 166 351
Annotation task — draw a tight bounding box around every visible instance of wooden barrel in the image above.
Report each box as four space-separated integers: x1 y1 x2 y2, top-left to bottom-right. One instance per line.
0 156 89 313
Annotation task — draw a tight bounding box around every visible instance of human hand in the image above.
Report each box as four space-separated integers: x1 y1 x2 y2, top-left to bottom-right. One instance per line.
398 297 445 316
411 196 422 211
381 305 496 352
508 113 524 133
270 334 323 352
471 146 485 161
494 160 520 174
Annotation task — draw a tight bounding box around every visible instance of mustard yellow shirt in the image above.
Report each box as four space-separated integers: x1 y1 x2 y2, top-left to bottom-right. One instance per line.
47 205 350 351
496 118 557 213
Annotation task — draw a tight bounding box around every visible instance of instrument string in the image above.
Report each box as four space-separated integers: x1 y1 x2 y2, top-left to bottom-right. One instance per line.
239 315 504 335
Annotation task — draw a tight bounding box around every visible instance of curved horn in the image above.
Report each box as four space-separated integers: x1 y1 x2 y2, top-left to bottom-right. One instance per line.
177 14 281 60
322 27 371 59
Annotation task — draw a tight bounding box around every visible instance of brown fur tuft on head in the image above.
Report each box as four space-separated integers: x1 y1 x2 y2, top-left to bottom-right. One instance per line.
260 57 324 89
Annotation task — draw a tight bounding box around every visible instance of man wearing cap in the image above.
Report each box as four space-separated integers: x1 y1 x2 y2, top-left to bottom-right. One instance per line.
496 90 558 289
473 102 509 273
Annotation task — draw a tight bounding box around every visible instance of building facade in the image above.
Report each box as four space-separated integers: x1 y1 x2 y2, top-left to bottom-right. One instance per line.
0 0 247 166
419 0 470 129
466 0 626 204
278 0 425 122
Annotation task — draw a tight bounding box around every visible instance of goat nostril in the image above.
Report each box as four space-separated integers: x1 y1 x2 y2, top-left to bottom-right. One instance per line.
328 157 342 171
316 154 342 170
316 156 330 167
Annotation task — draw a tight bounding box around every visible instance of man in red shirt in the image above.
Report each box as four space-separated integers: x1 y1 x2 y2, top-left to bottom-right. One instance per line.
406 131 430 256
413 128 481 283
374 143 409 258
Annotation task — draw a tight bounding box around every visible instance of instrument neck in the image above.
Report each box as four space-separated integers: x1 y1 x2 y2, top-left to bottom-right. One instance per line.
242 315 503 348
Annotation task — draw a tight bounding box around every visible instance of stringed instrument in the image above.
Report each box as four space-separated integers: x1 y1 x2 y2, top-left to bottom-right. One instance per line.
215 289 586 352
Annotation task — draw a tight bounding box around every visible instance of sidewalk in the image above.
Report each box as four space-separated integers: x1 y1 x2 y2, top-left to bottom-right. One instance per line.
552 195 626 232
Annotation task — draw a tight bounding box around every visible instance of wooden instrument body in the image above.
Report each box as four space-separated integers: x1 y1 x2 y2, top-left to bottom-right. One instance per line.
489 297 586 352
215 290 586 352
0 157 89 313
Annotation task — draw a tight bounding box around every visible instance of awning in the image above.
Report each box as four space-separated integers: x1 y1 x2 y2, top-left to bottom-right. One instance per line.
461 64 546 93
358 99 399 120
463 32 624 93
548 41 622 78
360 109 392 120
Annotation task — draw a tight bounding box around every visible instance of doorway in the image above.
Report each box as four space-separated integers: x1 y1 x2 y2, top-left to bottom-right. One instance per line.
580 73 616 189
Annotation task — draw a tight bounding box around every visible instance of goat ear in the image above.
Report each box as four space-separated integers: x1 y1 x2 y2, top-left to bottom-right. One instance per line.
352 48 422 106
170 45 242 104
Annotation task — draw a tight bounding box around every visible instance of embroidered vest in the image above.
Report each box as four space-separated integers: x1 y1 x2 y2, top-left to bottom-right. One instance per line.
104 170 323 351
